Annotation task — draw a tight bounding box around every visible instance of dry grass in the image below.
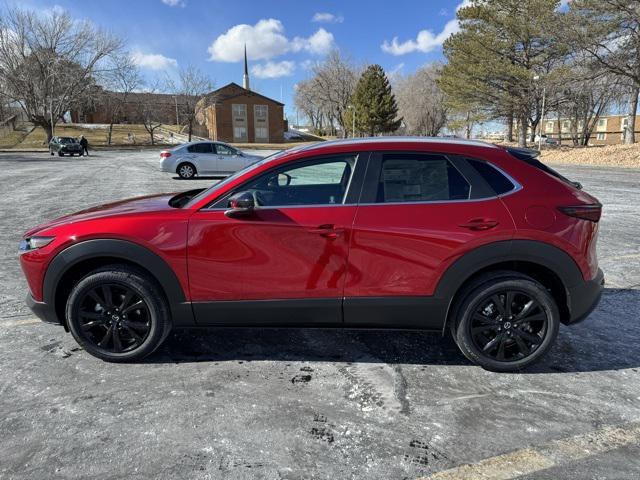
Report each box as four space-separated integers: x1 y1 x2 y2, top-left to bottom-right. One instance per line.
541 144 640 168
0 129 30 148
4 123 181 149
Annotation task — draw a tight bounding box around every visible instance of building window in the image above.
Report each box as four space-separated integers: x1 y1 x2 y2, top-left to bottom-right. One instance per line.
545 121 554 133
233 127 247 139
562 120 570 130
255 127 268 139
597 118 607 131
596 132 606 141
232 104 247 118
255 105 268 119
621 117 629 139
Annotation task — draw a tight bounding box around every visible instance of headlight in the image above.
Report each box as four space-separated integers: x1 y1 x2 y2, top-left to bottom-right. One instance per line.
19 236 55 254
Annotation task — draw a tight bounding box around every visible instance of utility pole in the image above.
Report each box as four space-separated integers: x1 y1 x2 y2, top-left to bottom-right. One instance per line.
173 95 179 126
348 105 355 138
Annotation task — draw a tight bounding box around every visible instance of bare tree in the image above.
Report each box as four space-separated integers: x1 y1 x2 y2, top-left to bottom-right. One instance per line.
135 83 163 145
568 0 640 143
100 55 142 145
293 51 359 136
395 65 448 136
167 66 213 141
0 6 123 141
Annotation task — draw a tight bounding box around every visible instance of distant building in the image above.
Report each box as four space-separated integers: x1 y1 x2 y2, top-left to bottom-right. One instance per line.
72 92 193 125
195 47 286 143
522 114 639 146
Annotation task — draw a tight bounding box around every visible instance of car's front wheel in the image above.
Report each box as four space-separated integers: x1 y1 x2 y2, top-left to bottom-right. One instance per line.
66 265 171 362
452 271 560 372
177 162 196 179
58 151 64 157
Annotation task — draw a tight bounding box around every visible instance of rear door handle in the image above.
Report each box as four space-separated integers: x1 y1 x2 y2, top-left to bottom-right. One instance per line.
308 224 343 239
459 218 499 230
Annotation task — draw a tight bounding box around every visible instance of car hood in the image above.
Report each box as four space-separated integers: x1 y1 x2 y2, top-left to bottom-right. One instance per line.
24 193 176 237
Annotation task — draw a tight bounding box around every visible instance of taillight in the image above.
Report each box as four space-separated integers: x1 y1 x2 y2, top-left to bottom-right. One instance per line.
160 151 172 158
558 204 602 222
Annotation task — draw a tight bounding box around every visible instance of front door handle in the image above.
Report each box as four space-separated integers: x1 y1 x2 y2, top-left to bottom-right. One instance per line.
459 218 499 230
308 224 343 239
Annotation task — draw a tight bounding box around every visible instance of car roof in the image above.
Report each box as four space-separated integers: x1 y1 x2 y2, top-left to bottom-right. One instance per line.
294 136 500 154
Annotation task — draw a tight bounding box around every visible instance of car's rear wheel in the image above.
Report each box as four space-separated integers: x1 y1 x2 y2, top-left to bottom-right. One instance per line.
66 266 171 362
452 271 559 372
58 151 64 156
177 162 196 179
50 149 54 156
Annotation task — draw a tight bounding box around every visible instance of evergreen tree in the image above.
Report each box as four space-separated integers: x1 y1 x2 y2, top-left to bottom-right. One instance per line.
438 0 565 147
351 65 402 136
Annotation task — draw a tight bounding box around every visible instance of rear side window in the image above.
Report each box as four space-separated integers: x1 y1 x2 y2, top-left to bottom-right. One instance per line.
376 154 470 202
467 159 515 195
188 143 213 153
506 147 580 189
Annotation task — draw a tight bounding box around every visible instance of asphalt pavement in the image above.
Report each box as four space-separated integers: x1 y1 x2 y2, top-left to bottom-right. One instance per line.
0 149 638 479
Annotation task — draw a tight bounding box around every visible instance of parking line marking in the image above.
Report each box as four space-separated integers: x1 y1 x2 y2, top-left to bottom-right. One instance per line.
422 421 640 480
0 318 41 327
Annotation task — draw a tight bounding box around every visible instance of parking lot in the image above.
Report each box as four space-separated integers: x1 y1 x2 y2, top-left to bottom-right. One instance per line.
0 149 639 479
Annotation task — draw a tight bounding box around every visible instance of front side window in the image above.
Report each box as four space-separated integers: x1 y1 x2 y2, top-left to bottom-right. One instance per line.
223 155 357 207
215 144 237 155
376 154 470 203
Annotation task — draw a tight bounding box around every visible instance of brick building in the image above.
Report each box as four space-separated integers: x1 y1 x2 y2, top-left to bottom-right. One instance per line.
195 48 286 143
72 92 193 125
538 114 640 146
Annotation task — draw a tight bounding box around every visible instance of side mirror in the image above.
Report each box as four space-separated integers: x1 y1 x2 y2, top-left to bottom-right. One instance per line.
225 191 255 217
277 173 292 186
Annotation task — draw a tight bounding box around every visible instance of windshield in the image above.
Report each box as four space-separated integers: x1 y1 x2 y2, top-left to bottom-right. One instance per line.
183 149 289 208
59 137 76 144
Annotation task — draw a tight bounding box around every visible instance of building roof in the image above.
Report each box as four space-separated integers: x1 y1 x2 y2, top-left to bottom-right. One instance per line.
202 82 284 106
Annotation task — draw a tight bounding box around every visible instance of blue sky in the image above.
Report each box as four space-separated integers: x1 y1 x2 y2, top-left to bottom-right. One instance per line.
16 0 469 120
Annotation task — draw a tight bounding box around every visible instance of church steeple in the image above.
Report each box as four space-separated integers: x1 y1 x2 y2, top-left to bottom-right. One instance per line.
243 44 250 90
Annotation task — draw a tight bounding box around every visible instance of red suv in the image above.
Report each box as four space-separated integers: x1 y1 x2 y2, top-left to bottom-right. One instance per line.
19 138 604 371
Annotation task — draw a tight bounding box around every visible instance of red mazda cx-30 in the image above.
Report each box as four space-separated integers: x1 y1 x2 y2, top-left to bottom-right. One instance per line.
19 138 604 371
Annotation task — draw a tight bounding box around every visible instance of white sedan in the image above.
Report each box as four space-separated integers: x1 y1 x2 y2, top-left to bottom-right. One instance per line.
160 141 263 179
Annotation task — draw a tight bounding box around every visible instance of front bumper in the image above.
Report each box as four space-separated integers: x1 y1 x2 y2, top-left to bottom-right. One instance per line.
26 294 62 325
565 268 605 325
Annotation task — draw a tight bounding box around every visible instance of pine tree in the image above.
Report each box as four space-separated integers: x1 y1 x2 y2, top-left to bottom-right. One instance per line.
351 65 402 136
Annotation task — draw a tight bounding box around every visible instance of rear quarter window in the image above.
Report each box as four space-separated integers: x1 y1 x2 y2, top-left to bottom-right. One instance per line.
467 159 515 195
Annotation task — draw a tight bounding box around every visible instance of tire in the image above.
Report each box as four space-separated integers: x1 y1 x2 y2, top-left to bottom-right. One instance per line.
177 162 196 179
58 151 64 157
452 271 560 372
50 150 54 156
66 265 172 362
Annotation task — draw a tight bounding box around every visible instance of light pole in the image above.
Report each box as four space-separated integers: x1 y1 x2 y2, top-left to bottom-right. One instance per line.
347 104 355 138
533 75 546 151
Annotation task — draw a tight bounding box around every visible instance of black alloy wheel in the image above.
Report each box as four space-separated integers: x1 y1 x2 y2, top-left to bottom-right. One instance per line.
453 271 560 372
469 290 548 362
75 283 151 353
66 266 171 362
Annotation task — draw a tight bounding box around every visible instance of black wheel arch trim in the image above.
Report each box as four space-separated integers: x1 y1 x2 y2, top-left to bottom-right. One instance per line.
436 239 585 334
43 239 195 326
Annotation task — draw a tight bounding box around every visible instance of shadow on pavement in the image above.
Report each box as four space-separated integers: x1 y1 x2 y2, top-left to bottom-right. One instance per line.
148 288 640 374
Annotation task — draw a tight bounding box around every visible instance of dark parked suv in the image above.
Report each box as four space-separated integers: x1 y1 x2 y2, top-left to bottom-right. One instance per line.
49 136 83 156
20 138 604 371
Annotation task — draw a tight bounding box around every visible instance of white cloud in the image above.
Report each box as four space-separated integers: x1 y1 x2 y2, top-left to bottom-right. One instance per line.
207 19 334 62
161 0 185 6
381 0 471 55
131 50 178 70
312 12 344 24
251 60 295 79
295 28 334 55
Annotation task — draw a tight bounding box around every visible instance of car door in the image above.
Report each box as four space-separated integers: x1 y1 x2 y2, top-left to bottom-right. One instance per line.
343 151 516 329
187 153 367 326
214 143 247 173
181 143 214 173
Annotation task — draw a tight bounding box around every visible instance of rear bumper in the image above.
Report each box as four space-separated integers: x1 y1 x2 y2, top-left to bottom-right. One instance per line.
26 294 61 325
565 268 604 325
